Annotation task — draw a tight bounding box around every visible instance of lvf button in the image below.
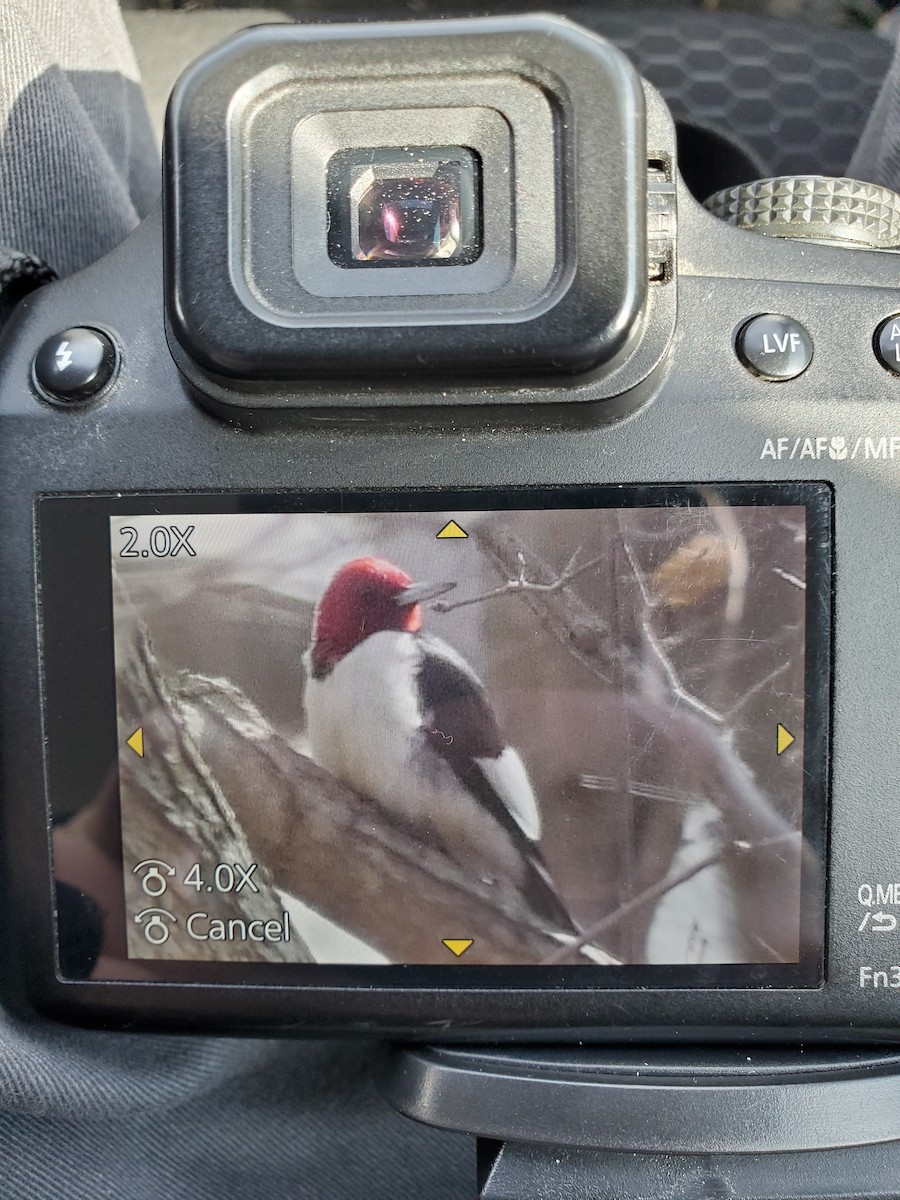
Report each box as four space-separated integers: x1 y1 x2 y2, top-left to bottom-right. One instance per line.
735 314 813 381
875 316 900 375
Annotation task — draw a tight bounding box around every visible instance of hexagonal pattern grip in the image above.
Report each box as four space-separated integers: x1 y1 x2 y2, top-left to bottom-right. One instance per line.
590 10 892 178
704 175 900 249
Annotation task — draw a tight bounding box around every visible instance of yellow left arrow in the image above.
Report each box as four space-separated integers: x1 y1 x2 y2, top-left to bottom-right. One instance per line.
126 727 144 758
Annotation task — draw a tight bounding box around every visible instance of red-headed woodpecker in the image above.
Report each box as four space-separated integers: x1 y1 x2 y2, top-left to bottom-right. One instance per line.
303 556 575 932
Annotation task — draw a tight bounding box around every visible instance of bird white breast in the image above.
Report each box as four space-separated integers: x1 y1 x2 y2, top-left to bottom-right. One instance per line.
304 631 423 807
303 630 525 882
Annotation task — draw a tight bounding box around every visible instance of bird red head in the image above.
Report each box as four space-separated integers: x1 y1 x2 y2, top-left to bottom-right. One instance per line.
310 557 455 676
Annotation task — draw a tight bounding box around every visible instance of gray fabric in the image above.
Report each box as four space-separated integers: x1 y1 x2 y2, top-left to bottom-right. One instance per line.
0 1012 471 1197
0 4 894 1195
0 0 159 277
848 23 900 191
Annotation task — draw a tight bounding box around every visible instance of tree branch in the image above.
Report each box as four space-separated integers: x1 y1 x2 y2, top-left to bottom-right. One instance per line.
122 626 313 963
120 626 618 967
700 489 750 627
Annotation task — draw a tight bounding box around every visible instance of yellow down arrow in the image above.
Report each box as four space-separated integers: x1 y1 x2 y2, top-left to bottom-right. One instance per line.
776 723 795 756
442 938 474 957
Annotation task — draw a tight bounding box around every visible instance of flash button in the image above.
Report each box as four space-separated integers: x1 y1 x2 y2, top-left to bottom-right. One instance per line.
33 327 118 404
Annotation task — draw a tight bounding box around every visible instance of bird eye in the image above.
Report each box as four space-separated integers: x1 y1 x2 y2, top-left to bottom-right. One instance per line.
359 584 375 601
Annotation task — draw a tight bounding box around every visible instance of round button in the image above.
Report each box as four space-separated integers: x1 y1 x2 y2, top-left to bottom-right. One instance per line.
735 314 813 381
874 316 900 375
33 327 117 403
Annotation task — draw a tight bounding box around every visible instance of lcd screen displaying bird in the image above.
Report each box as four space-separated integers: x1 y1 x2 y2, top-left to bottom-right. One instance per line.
303 556 576 934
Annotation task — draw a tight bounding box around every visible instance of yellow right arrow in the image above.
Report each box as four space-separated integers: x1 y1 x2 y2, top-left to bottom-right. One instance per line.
776 723 795 756
126 726 144 758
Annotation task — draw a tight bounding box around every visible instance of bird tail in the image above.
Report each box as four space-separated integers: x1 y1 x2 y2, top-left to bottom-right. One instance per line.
526 856 618 964
524 853 584 940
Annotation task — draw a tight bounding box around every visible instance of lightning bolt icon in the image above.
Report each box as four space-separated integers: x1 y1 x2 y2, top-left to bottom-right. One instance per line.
55 340 74 371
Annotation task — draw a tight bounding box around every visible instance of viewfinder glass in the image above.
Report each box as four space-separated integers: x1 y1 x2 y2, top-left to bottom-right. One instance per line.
326 146 482 267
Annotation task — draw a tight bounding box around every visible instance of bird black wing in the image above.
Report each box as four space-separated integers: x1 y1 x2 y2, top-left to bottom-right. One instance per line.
415 634 576 933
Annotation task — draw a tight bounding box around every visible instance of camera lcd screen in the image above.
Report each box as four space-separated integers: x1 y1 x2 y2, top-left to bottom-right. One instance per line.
40 487 828 988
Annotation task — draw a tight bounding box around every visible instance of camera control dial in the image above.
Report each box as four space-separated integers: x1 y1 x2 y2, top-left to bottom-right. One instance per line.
704 175 900 250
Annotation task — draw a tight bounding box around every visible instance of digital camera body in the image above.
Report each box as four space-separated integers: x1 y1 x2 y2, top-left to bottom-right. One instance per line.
0 14 898 1041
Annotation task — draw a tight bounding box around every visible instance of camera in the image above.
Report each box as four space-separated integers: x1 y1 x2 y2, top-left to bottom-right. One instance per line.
2 12 899 1044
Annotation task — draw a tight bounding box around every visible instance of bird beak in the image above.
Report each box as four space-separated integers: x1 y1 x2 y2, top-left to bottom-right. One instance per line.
395 580 456 606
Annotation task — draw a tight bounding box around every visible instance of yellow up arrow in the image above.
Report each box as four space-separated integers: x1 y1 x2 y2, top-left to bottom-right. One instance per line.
776 723 795 756
126 727 144 758
442 938 474 957
436 520 468 539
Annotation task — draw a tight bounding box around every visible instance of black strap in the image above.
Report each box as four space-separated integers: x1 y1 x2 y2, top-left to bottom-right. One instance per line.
0 245 56 326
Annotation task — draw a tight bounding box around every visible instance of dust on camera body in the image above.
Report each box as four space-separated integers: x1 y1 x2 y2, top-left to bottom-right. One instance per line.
3 14 900 1041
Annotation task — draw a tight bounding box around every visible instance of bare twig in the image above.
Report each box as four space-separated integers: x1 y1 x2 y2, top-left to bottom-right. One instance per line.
772 566 806 590
619 535 725 727
436 520 727 726
431 548 607 614
748 933 788 964
454 528 616 685
542 831 801 965
724 660 792 723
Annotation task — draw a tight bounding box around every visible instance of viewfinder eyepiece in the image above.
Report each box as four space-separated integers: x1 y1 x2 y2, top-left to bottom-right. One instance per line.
166 15 651 390
327 147 482 268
